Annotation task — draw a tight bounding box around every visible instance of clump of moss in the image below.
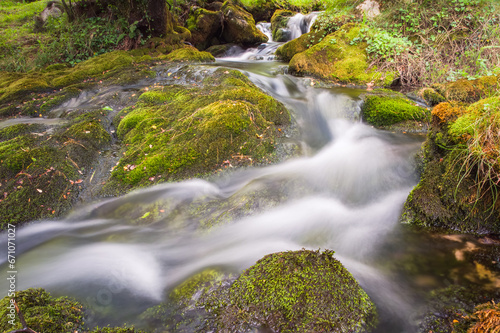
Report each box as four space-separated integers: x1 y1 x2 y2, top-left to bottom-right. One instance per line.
159 45 215 62
431 102 466 125
0 288 84 333
276 29 328 62
109 68 289 190
288 23 395 86
361 91 430 127
0 109 111 228
443 76 499 103
203 250 377 332
419 87 446 106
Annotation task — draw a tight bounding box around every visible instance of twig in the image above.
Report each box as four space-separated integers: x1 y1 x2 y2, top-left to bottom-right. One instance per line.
6 300 39 333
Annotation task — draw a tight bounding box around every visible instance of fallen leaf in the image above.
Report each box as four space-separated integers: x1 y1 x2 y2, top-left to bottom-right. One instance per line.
37 189 43 193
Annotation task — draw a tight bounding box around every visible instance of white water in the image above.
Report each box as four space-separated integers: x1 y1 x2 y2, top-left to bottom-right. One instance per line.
1 17 427 332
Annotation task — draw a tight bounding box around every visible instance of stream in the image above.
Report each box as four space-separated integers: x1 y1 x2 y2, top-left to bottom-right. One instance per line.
1 14 499 333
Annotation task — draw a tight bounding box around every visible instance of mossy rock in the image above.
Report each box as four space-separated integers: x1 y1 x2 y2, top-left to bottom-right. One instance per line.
270 9 295 42
0 110 111 228
419 87 446 106
288 23 396 86
443 76 499 103
221 1 268 45
401 97 500 233
108 68 289 190
205 43 238 57
186 7 222 50
203 250 377 332
0 288 84 333
276 29 328 62
159 45 215 62
361 91 430 128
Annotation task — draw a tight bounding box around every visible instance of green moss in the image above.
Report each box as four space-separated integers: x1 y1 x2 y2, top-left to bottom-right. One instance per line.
271 10 295 42
276 29 327 62
0 288 84 333
221 1 268 45
160 46 215 62
186 7 222 50
203 250 377 332
108 68 289 190
288 24 396 86
443 76 499 103
361 93 430 127
420 87 446 106
0 123 41 141
0 110 111 228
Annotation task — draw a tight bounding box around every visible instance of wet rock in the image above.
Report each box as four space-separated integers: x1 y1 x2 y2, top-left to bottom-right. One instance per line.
288 23 396 86
202 250 378 332
221 1 268 45
186 7 222 50
270 10 295 42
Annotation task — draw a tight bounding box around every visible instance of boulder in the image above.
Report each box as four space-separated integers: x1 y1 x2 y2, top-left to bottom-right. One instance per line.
186 7 222 50
203 250 378 332
356 0 381 19
270 10 295 42
221 1 268 45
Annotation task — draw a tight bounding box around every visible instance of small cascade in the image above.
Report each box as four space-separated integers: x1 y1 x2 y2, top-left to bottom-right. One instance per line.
256 22 272 41
287 12 319 40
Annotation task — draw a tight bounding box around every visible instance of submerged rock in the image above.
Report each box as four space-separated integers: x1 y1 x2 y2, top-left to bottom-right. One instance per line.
202 250 377 332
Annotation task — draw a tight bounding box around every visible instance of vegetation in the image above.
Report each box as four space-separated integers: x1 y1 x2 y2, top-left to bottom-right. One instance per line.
202 250 377 332
109 67 289 191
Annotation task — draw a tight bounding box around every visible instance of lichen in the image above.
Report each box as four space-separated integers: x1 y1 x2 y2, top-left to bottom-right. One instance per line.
202 249 377 332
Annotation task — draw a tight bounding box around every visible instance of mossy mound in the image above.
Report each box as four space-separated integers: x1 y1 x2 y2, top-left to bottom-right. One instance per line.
0 51 156 117
0 288 84 333
203 250 377 332
109 68 289 190
401 96 500 234
288 23 395 86
443 76 499 103
419 87 446 106
361 90 430 128
0 110 111 228
270 10 295 42
221 1 268 45
159 45 215 62
276 29 328 62
186 7 222 50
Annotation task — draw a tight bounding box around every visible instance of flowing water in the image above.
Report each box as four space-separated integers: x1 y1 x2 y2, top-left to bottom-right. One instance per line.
1 14 499 333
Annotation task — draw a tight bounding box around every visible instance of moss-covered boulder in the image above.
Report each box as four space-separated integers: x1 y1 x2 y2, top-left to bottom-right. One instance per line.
419 87 446 106
401 96 500 234
186 7 222 50
0 110 111 228
270 9 295 42
109 68 289 191
203 250 377 332
442 76 499 104
288 23 395 86
0 288 84 332
221 1 268 45
276 29 328 62
159 45 215 62
361 90 430 129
